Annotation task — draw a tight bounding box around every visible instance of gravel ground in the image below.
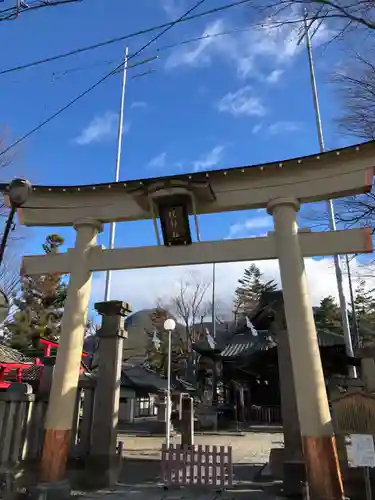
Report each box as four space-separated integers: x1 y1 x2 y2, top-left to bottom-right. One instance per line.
75 432 285 499
118 432 284 464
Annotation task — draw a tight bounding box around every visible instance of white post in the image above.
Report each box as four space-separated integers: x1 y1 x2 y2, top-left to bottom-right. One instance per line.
212 262 216 339
166 328 172 448
104 46 129 302
303 15 356 377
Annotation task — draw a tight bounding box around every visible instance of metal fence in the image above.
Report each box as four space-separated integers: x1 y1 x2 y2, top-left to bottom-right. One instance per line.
161 444 233 488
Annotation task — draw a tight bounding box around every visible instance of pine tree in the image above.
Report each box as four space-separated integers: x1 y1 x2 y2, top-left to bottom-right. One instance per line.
6 234 68 350
353 279 375 343
314 295 342 334
234 264 278 318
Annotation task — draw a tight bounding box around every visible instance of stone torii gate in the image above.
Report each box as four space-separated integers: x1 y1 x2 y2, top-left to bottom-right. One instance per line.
6 140 375 500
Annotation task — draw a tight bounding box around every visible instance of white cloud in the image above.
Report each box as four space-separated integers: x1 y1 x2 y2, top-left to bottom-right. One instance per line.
217 86 266 117
74 112 130 146
161 0 184 17
165 12 334 79
252 124 263 134
227 216 272 239
268 121 301 135
265 69 283 84
166 19 225 69
91 256 371 312
147 152 167 169
130 101 147 110
192 145 225 172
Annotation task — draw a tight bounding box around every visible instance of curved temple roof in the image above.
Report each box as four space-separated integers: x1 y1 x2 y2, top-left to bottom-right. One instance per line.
1 140 374 227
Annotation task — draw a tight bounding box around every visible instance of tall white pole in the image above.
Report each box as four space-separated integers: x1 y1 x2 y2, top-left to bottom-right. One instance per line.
212 263 216 339
166 329 172 448
346 254 360 349
104 46 129 302
304 16 356 377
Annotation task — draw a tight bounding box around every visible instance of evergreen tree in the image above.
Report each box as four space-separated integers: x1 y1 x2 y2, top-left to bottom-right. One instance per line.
353 279 375 343
314 295 342 334
6 234 68 350
234 264 278 318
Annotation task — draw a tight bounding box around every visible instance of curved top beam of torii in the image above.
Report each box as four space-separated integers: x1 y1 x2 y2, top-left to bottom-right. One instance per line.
1 140 374 227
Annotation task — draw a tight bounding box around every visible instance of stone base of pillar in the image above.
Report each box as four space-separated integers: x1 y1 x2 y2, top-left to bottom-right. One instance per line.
84 453 122 489
30 480 71 500
283 461 306 497
268 448 305 497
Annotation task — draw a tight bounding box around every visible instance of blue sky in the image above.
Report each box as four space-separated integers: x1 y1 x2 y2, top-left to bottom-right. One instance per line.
0 0 371 312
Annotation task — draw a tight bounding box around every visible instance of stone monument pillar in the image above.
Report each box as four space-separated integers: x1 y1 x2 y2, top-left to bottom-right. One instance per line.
85 300 131 489
358 345 375 393
180 394 194 447
267 292 305 496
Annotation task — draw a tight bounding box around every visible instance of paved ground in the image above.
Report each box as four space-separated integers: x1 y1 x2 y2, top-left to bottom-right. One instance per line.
76 432 285 499
78 485 283 500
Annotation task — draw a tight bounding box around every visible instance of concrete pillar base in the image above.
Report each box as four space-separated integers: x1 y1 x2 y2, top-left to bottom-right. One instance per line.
30 480 71 500
84 453 122 489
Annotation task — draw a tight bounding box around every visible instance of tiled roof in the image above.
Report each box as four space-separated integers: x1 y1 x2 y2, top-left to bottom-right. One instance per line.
219 328 345 360
121 363 168 392
220 331 273 359
120 363 194 393
0 344 32 363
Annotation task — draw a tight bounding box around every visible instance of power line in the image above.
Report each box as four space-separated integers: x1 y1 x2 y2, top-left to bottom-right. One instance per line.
51 24 256 81
0 0 252 77
156 24 255 52
0 0 207 156
0 0 82 21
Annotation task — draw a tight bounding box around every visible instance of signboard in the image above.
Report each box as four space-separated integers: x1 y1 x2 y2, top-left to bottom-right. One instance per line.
158 202 192 247
346 434 375 468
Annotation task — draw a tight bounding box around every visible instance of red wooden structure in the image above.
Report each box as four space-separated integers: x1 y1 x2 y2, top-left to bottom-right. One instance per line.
0 338 89 389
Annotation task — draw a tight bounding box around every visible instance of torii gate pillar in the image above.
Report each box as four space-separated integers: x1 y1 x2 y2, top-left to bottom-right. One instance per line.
267 198 345 500
40 218 102 485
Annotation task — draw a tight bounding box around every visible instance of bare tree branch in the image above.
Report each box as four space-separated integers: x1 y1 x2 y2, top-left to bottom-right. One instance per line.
247 0 375 33
169 272 211 349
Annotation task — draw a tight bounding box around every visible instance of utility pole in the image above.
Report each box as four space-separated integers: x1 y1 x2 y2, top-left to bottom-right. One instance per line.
104 46 128 302
303 14 357 377
212 262 216 339
346 254 360 349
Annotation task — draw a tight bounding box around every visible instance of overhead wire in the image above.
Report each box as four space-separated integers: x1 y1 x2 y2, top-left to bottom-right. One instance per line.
0 0 208 156
0 0 252 77
0 0 82 21
50 24 256 81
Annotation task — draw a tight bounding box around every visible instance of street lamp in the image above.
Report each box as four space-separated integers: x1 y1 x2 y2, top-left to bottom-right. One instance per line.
163 317 176 448
0 178 32 266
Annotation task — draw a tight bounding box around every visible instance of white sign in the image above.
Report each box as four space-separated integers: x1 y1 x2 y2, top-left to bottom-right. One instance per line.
346 434 375 468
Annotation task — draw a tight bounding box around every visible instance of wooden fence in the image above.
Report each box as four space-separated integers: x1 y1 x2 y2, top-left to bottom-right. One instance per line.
161 444 233 488
0 386 95 468
250 405 282 425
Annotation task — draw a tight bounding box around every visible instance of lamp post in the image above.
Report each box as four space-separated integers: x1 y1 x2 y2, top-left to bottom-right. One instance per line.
0 178 32 266
163 317 176 448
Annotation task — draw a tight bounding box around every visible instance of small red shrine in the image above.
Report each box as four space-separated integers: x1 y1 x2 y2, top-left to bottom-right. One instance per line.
0 338 89 390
